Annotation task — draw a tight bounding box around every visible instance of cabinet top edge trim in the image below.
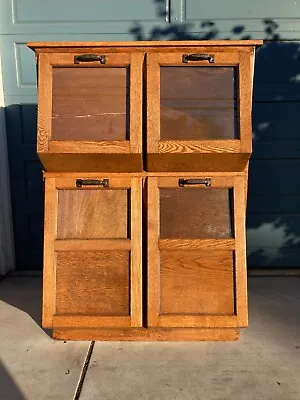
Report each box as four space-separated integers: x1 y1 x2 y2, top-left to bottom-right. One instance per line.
28 40 263 51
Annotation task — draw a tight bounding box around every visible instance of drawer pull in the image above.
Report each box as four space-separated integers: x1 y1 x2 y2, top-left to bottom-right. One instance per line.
74 54 106 64
178 178 211 187
182 53 214 63
76 179 109 188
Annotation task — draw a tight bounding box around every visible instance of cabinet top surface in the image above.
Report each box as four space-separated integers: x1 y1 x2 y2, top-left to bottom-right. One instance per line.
28 40 263 51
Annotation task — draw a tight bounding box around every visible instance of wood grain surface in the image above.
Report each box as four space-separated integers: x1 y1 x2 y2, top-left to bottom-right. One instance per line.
55 251 130 315
160 250 235 315
57 189 129 239
53 327 240 341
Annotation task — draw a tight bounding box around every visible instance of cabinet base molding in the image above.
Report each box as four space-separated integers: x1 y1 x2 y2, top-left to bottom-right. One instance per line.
53 328 239 341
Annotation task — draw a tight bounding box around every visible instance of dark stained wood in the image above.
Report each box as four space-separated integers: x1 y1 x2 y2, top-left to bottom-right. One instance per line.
160 188 233 239
53 327 240 341
160 67 237 140
52 67 128 141
55 251 130 315
160 250 235 315
57 189 128 239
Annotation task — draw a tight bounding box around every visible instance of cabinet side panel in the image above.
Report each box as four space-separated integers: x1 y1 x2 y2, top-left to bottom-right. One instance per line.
42 178 57 328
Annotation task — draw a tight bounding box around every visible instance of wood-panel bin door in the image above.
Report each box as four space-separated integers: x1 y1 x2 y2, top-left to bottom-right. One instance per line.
43 176 142 330
146 50 255 172
37 52 143 172
147 175 248 328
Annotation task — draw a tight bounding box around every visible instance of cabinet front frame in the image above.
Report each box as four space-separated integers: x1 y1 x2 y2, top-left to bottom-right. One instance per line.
42 175 142 329
37 52 143 155
147 175 248 328
146 51 253 156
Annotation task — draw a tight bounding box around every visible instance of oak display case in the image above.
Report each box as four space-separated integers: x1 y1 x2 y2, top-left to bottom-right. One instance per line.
29 41 262 341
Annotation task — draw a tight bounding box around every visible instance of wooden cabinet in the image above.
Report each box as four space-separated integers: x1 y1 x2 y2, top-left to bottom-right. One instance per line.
28 41 262 341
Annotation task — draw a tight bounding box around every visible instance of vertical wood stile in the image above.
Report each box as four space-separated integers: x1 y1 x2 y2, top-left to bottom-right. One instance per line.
130 177 143 326
37 54 52 152
147 177 160 326
42 177 57 327
130 53 144 154
146 54 160 153
238 52 253 154
233 175 248 327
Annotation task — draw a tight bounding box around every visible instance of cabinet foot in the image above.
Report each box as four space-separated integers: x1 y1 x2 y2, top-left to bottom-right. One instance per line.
53 327 239 341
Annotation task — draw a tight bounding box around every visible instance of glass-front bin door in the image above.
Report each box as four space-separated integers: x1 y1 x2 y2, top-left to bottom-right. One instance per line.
37 52 143 157
146 51 253 171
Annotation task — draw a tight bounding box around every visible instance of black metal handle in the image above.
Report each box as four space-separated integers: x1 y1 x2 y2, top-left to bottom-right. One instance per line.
76 179 109 188
74 54 106 64
178 178 211 187
182 53 215 63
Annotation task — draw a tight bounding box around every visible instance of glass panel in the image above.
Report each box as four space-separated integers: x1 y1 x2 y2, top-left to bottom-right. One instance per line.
160 188 233 238
160 67 237 140
57 189 129 239
52 67 129 141
160 250 234 315
56 251 130 315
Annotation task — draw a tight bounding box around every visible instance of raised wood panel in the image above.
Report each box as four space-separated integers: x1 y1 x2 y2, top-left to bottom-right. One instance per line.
52 67 129 141
160 67 237 140
160 188 233 239
57 189 129 239
160 250 235 315
55 251 130 315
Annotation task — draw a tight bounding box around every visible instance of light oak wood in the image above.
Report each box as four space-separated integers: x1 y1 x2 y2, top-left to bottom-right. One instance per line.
53 316 131 329
36 51 143 171
239 52 255 154
43 175 143 331
37 53 52 153
147 175 246 329
160 250 235 316
42 178 57 328
158 239 235 250
48 141 130 153
158 140 241 153
147 177 160 327
54 239 131 251
233 175 249 327
34 40 260 341
129 53 144 154
130 177 143 327
57 188 128 239
146 51 252 171
38 153 143 172
53 327 240 341
55 251 130 317
147 153 250 172
44 171 246 178
28 40 262 49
